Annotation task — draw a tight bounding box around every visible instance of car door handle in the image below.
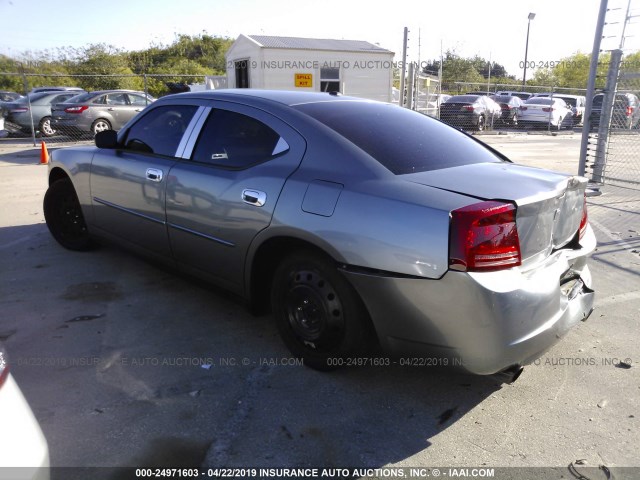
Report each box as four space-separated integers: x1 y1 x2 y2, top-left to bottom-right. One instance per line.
242 189 266 207
146 168 163 182
107 107 115 111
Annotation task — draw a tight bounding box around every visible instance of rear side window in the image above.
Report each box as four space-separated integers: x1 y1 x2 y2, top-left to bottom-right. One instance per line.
294 101 503 175
128 94 151 106
123 105 198 157
191 109 288 169
72 92 102 103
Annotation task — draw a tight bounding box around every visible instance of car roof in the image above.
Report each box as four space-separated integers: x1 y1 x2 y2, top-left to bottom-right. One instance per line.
88 89 147 95
161 89 374 107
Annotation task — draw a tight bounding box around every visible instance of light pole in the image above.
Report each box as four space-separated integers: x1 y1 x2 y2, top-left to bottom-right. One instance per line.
522 12 536 88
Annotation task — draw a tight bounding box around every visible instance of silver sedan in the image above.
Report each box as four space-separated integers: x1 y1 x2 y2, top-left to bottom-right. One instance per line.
51 90 154 137
43 90 595 376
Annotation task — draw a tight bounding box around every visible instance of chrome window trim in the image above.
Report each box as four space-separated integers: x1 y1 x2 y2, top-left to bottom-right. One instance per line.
177 106 211 159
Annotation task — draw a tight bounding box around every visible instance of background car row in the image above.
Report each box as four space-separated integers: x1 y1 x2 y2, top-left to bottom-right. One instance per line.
0 88 154 138
437 91 603 131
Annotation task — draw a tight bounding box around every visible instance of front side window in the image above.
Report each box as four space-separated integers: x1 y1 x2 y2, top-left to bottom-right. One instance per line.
123 105 198 157
191 109 288 169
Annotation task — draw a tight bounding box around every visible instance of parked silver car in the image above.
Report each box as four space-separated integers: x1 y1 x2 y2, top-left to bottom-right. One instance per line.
0 345 50 479
3 91 82 137
51 90 155 137
43 90 595 375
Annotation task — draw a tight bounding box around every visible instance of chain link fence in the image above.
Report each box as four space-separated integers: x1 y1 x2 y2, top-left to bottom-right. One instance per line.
394 69 588 133
584 50 640 191
0 73 207 144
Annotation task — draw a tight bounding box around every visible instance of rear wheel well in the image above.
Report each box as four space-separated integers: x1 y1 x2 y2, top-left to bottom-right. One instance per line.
249 236 380 348
250 237 329 315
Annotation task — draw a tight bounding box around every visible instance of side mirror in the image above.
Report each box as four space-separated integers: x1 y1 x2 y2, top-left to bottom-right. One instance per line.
95 130 118 149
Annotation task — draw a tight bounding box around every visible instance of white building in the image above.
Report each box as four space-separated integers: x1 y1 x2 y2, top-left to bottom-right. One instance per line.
224 35 395 102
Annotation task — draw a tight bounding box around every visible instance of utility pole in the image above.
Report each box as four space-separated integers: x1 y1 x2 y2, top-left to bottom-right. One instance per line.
399 27 408 108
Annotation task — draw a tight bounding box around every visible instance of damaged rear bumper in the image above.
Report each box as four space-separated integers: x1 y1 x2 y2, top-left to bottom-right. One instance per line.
342 226 596 375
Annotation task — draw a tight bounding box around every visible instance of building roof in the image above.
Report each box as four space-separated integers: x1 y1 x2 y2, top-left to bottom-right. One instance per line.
246 35 393 54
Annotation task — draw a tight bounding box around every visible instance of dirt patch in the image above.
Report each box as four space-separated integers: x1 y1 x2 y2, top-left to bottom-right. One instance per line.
60 281 122 302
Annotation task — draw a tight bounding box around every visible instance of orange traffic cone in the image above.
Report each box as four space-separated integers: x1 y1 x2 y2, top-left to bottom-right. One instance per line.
40 141 49 165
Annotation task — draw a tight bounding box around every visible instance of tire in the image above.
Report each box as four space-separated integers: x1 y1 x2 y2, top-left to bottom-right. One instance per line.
39 116 56 137
91 119 111 137
271 250 370 371
511 113 518 127
476 115 485 132
43 178 93 251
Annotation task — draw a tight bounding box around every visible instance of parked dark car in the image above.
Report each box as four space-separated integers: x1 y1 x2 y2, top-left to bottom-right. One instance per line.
51 90 155 137
43 90 595 376
440 94 501 131
490 95 523 126
3 91 83 137
590 92 640 129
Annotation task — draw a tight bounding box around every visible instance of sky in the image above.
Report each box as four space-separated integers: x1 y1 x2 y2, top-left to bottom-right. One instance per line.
0 0 637 80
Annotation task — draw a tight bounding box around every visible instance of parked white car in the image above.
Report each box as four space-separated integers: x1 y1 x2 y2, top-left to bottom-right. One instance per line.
534 94 586 125
0 345 49 480
519 97 573 129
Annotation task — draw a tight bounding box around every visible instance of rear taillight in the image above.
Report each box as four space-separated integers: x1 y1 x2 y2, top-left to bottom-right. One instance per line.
626 106 633 117
64 105 88 114
449 201 522 272
542 107 554 112
462 105 475 111
579 194 588 240
520 106 527 111
0 347 8 389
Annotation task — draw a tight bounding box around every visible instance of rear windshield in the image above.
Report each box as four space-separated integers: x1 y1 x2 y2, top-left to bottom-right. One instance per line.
69 92 103 103
525 98 553 105
293 101 503 175
445 95 479 103
21 92 49 103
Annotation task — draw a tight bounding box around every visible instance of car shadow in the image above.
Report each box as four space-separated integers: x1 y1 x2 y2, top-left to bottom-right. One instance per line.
1 224 506 478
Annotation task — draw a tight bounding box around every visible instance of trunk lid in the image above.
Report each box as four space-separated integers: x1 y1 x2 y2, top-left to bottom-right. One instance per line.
403 162 587 266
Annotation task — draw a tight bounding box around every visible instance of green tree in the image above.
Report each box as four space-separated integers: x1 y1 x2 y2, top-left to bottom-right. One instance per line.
423 51 512 92
72 44 143 91
530 52 611 91
145 58 212 97
0 54 25 92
